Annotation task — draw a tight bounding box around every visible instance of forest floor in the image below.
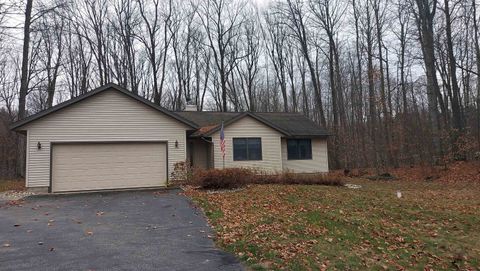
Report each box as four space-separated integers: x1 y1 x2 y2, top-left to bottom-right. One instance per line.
0 179 25 192
185 161 480 270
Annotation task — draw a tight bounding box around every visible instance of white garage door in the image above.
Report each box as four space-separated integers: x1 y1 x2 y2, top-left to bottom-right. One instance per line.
51 142 167 193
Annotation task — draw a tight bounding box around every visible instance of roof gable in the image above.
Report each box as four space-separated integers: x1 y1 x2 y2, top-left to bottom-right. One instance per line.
202 112 290 136
11 83 198 130
178 111 330 137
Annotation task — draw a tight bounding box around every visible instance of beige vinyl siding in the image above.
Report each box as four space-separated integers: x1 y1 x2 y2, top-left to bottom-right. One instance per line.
52 142 167 192
281 138 329 173
211 116 283 172
24 89 189 188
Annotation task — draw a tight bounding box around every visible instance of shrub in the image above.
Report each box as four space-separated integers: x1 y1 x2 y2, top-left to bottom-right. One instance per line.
184 168 345 190
188 168 256 190
346 168 369 178
254 171 345 186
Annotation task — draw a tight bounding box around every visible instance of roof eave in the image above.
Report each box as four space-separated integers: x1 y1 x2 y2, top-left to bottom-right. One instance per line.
284 134 332 138
10 83 199 131
10 83 115 131
201 112 291 137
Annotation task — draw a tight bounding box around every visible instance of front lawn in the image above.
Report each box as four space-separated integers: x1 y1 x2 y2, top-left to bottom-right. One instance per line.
185 179 480 270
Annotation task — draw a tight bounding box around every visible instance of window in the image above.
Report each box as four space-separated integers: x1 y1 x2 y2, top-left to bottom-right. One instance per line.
287 139 312 160
233 138 262 161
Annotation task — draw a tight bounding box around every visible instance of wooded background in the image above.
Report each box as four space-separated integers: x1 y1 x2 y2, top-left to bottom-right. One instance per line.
0 0 479 178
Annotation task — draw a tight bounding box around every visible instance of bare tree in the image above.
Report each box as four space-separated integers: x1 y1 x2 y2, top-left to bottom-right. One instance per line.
198 0 246 112
37 11 64 108
18 0 34 120
111 0 140 94
236 15 261 111
263 9 289 112
473 0 480 147
413 0 442 158
283 0 326 126
137 0 172 104
442 0 464 130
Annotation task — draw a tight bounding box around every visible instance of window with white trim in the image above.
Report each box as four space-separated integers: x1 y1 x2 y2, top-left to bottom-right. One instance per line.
233 138 262 161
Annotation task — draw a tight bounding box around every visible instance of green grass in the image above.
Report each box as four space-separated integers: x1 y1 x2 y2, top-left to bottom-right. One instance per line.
187 179 480 270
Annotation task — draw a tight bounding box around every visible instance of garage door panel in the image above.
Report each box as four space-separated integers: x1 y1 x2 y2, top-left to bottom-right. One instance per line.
55 149 166 158
53 168 165 179
55 181 161 193
52 142 167 192
55 179 162 187
53 157 166 168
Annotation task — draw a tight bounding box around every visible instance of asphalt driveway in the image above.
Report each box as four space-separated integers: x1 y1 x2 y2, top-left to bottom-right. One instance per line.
0 189 243 271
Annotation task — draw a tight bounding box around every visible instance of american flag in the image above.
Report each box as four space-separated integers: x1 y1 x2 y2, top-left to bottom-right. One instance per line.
220 121 225 159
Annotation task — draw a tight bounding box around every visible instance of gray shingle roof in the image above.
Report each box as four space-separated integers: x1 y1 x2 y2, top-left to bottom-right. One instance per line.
176 111 330 137
10 83 329 138
255 112 330 137
175 111 239 127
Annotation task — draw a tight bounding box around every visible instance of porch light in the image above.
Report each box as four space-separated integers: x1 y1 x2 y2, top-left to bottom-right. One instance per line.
175 140 178 148
37 142 42 150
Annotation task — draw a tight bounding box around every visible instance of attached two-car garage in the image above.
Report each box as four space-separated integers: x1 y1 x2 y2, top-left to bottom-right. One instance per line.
51 142 168 193
12 84 196 193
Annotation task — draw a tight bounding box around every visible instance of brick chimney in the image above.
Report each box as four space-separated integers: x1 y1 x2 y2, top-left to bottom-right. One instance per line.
184 104 197 111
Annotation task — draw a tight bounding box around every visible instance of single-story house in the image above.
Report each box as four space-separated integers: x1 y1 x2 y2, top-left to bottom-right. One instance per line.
11 83 330 193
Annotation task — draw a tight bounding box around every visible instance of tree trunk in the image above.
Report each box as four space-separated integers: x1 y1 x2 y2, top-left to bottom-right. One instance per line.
16 0 33 178
444 0 464 130
473 0 480 148
373 0 392 166
415 0 442 160
18 0 33 120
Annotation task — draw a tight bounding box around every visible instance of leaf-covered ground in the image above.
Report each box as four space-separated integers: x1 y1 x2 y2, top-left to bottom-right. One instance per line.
185 179 480 270
0 180 25 192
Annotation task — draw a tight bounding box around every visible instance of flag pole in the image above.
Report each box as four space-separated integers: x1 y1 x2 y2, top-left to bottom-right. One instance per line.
222 127 225 169
220 121 225 169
